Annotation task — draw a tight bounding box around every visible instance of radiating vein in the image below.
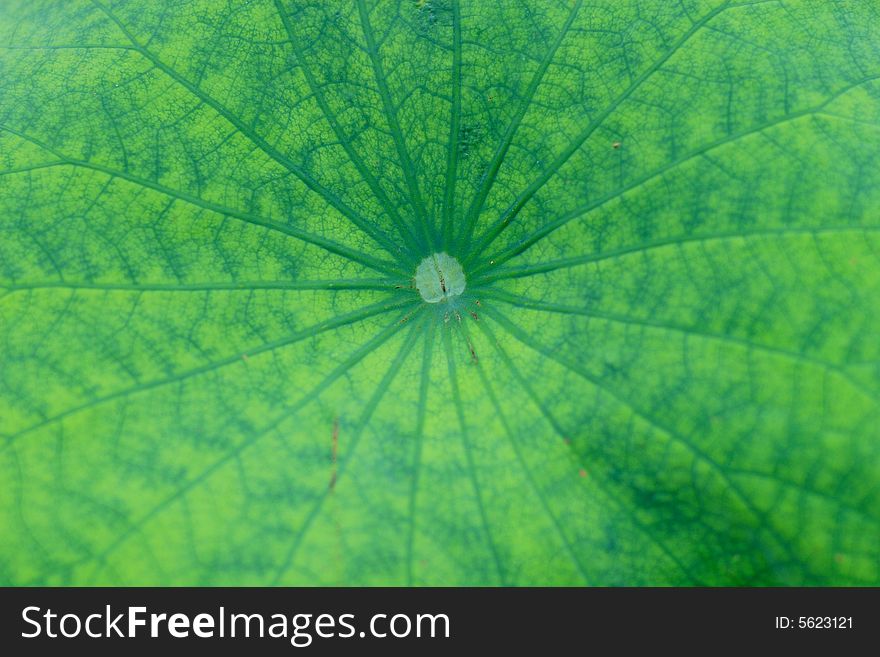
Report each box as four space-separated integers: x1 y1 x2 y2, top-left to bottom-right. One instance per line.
478 75 880 270
479 287 877 402
0 125 406 277
477 225 880 283
485 306 825 584
466 321 593 584
2 279 401 294
2 297 416 449
269 312 425 585
90 0 407 261
407 319 435 586
81 306 421 583
356 0 434 250
455 0 582 253
0 162 67 177
475 318 701 585
272 0 422 256
727 468 880 525
466 1 734 262
440 0 462 249
443 326 506 584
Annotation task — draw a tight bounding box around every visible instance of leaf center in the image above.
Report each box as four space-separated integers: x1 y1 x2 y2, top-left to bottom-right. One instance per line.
415 253 466 303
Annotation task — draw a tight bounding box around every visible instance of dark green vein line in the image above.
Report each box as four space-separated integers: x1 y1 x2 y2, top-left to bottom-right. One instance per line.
466 321 593 584
356 0 434 251
465 1 734 263
0 161 67 177
485 307 824 584
1 297 415 450
0 125 405 277
728 468 880 525
477 76 880 271
82 307 421 584
440 0 462 250
477 225 880 283
478 288 878 404
455 0 582 253
90 0 406 261
0 44 138 51
6 449 53 573
443 326 506 585
475 317 700 585
4 278 401 293
815 111 880 129
407 319 435 586
269 312 425 585
272 0 422 257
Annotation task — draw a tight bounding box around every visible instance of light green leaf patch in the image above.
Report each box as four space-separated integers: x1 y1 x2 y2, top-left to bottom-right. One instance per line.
1 0 879 585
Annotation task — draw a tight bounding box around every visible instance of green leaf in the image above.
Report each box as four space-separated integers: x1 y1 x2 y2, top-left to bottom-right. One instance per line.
1 0 878 586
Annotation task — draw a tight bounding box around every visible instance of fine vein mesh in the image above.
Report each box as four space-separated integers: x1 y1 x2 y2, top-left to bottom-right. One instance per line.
0 0 878 586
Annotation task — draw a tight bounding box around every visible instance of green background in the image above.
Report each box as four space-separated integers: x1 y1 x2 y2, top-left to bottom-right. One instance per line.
1 0 879 585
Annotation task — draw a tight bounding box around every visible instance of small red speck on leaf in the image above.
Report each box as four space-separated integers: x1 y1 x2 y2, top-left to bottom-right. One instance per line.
834 553 845 564
578 468 587 478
